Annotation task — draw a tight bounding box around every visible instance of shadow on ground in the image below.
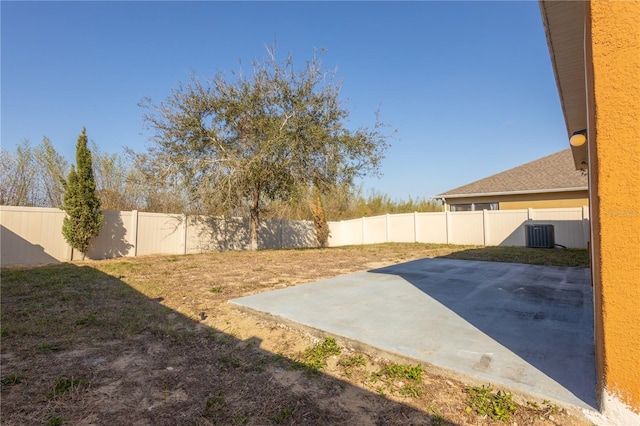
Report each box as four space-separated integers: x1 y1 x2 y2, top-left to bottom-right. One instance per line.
0 262 453 425
370 255 596 409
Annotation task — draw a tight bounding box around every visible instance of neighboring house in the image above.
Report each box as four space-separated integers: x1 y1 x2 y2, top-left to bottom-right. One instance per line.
540 1 639 423
435 149 588 211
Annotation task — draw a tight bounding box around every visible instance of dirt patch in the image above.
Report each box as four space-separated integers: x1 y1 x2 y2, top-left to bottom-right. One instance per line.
1 244 591 425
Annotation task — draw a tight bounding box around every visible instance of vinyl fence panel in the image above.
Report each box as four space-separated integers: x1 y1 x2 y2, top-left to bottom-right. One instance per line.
415 212 448 243
185 215 220 254
447 211 485 245
186 216 249 253
85 210 135 260
328 218 364 247
274 219 317 249
388 213 416 242
136 212 185 256
485 210 529 246
0 206 69 265
363 215 387 244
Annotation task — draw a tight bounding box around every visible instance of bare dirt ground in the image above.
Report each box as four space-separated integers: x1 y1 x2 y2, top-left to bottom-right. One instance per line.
1 244 592 425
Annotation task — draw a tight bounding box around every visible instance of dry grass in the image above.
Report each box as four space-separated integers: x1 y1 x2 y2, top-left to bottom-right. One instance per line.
1 243 590 425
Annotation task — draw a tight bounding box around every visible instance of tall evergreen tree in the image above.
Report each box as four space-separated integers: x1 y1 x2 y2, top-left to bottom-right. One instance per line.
61 128 103 259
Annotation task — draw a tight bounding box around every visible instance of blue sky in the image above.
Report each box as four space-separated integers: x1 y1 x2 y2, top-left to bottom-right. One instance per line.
1 1 568 200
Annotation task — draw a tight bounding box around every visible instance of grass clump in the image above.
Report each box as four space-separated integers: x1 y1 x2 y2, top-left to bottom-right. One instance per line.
37 341 65 353
272 406 298 424
204 391 226 414
47 416 65 426
338 353 368 378
219 354 242 370
379 363 424 381
1 374 25 385
398 383 425 398
338 353 367 369
295 337 341 374
371 363 425 399
47 376 86 398
465 385 516 421
75 312 98 326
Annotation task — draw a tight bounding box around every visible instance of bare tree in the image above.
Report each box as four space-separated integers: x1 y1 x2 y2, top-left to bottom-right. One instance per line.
0 138 69 207
141 47 390 249
92 144 144 211
125 150 190 214
34 137 68 207
0 141 38 206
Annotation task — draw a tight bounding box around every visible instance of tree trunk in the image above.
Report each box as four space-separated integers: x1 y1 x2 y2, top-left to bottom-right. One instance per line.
309 189 329 247
248 188 260 251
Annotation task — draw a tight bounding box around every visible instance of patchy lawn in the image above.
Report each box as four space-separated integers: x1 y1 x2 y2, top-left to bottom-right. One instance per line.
1 244 590 425
441 246 589 268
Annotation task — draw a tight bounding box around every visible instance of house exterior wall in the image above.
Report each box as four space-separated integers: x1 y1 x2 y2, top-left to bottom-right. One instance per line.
444 190 588 211
587 0 640 418
499 193 588 210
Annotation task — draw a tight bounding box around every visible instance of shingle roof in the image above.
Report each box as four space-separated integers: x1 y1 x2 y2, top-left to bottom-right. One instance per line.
436 149 587 197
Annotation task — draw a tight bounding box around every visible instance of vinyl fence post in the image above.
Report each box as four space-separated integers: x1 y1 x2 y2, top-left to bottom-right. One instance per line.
130 210 138 257
414 211 418 243
386 213 390 243
362 217 366 245
280 218 284 249
445 210 451 245
482 209 489 246
182 214 187 255
528 208 534 221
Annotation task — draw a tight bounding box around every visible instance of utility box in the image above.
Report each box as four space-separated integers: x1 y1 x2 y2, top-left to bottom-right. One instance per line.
525 224 555 248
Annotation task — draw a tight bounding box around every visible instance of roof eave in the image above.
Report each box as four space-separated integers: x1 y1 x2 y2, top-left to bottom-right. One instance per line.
435 186 588 200
539 0 589 170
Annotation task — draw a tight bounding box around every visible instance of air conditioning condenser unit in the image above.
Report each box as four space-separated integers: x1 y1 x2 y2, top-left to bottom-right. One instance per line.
525 224 555 248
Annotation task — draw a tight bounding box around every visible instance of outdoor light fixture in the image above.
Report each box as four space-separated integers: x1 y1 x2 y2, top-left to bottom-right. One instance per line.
570 129 587 147
569 129 588 170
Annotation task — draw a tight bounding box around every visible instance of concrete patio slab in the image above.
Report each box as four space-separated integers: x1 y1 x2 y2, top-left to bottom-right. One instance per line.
230 257 596 410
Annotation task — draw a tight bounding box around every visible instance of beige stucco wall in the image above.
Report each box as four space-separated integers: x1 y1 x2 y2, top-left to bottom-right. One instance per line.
444 190 588 211
587 0 640 416
500 197 588 210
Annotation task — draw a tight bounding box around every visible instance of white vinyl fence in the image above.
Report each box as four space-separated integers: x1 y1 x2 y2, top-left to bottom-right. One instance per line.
0 206 317 265
327 207 590 249
1 206 589 266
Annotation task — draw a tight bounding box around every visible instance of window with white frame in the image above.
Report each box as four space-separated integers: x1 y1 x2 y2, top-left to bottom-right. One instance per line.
450 202 498 212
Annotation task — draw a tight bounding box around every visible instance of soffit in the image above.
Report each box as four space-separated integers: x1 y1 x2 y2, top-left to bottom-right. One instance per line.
539 1 589 169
